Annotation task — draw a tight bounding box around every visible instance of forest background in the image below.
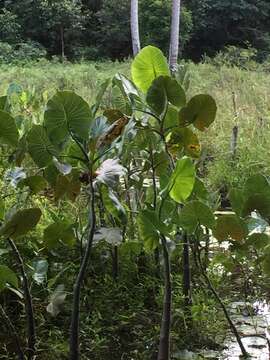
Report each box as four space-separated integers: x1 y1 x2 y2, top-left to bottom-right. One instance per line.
0 0 270 63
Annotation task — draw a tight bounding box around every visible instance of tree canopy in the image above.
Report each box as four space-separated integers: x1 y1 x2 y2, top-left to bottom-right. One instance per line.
0 0 269 61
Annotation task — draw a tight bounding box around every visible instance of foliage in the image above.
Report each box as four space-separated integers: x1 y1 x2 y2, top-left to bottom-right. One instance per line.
0 9 21 43
1 0 269 61
187 0 270 60
0 41 47 64
0 45 270 359
204 45 259 70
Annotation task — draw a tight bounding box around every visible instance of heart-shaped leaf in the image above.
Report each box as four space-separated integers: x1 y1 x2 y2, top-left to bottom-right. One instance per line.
179 94 217 131
179 201 216 234
0 265 18 291
168 157 195 203
27 125 57 167
166 128 201 158
0 110 19 146
137 210 160 252
43 221 75 250
146 76 186 114
18 175 47 194
44 91 91 145
131 46 170 93
0 208 42 239
213 214 248 242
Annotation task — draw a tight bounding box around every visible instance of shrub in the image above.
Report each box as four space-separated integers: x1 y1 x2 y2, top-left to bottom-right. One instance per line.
0 41 47 64
204 45 258 70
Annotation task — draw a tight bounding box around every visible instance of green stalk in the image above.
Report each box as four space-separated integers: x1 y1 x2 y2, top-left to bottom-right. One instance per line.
157 235 172 360
8 238 36 360
196 246 249 358
69 170 96 360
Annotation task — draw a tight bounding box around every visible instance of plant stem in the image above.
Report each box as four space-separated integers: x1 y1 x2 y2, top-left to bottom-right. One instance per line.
149 142 160 277
0 304 24 360
196 247 249 358
182 232 192 324
112 246 119 280
157 235 172 360
69 171 96 360
8 238 36 360
204 228 210 269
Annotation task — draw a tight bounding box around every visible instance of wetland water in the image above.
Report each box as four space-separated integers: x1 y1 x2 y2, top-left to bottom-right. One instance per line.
175 301 270 359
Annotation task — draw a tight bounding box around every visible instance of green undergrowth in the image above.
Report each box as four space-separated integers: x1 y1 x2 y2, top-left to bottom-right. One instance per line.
1 60 269 195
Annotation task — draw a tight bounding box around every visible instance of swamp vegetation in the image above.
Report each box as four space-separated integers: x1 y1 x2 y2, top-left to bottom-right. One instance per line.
0 47 270 360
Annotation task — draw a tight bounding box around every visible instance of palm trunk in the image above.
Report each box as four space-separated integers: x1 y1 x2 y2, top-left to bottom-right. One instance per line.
60 25 65 61
169 0 181 73
130 0 141 56
69 172 96 360
157 235 172 360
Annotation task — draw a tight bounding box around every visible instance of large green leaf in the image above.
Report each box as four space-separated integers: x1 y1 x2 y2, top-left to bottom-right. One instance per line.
91 78 111 116
213 214 248 242
137 210 160 252
242 193 270 218
131 46 170 93
54 175 81 202
244 174 270 196
0 110 19 146
0 199 5 219
113 73 139 98
168 157 195 203
102 187 127 225
189 178 209 201
166 128 201 158
179 94 217 131
18 175 48 194
27 125 57 167
0 96 10 112
179 201 216 234
0 265 18 291
229 188 245 217
164 105 179 129
43 222 75 250
247 233 270 250
242 175 270 218
146 76 186 115
44 91 91 145
0 208 42 239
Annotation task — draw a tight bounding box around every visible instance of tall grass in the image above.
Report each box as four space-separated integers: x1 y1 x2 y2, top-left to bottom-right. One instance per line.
1 60 269 192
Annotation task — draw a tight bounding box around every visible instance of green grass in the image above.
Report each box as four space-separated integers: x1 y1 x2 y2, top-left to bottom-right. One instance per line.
0 60 129 103
1 60 270 193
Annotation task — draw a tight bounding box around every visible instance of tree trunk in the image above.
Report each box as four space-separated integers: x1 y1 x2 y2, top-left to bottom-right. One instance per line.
60 25 65 61
130 0 141 56
169 0 181 73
